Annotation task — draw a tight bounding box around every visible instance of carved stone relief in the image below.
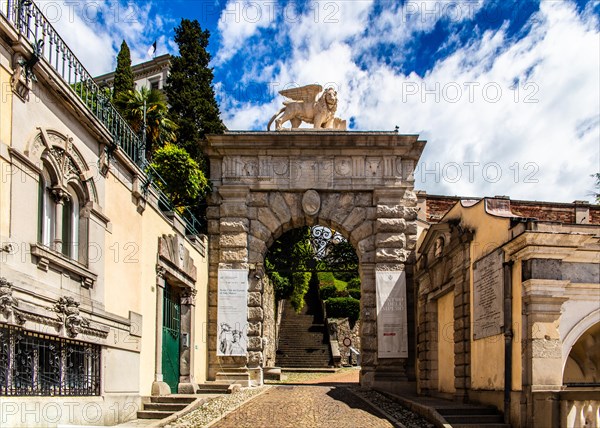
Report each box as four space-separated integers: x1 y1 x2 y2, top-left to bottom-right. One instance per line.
302 190 321 216
158 234 198 282
222 155 405 188
54 296 90 338
0 277 19 318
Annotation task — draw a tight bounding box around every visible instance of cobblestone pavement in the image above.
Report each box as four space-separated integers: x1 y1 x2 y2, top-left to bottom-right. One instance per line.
210 384 398 428
171 369 433 428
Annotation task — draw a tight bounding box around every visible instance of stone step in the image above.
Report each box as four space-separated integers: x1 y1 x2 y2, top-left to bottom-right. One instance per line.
277 353 329 358
279 365 333 369
277 358 331 364
451 424 510 428
143 403 188 412
150 396 196 404
444 414 505 424
137 410 173 420
437 407 499 416
277 345 329 349
197 383 231 391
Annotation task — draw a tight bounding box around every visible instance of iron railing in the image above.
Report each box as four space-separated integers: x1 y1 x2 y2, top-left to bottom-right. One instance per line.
144 163 206 240
0 325 101 396
3 0 142 163
1 0 206 237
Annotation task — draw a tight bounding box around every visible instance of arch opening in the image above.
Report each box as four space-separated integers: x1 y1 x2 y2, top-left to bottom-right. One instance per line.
264 225 361 371
563 322 600 386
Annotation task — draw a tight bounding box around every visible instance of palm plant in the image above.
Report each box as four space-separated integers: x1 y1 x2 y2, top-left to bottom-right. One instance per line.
115 87 177 159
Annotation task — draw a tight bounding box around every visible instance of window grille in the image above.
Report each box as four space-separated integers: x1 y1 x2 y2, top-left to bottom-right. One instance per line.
0 325 100 396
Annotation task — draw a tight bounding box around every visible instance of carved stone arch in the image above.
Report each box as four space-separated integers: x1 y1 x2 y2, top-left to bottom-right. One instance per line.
205 132 426 388
562 308 600 374
26 128 98 204
246 191 375 267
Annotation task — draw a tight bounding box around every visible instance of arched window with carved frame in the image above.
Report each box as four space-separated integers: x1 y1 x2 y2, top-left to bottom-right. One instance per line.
30 130 96 266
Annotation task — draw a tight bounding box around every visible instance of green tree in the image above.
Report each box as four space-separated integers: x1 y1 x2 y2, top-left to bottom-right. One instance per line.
113 41 134 104
149 144 209 209
115 87 177 158
165 19 225 167
265 227 315 312
319 239 358 282
593 173 600 203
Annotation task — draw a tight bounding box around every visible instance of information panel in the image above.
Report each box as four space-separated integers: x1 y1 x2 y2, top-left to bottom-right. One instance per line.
473 249 504 340
376 271 408 358
217 269 248 356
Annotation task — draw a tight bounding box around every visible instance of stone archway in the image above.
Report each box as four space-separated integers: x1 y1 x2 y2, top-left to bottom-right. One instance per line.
204 131 425 390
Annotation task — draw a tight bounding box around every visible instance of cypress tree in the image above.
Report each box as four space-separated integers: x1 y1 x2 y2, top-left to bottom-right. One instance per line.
113 40 134 103
165 19 225 165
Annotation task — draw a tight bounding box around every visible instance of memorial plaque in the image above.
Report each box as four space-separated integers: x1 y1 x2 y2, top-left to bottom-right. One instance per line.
376 271 408 358
217 269 248 356
473 249 504 340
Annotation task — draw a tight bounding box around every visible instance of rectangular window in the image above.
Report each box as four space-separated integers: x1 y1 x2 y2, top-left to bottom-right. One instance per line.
0 325 100 396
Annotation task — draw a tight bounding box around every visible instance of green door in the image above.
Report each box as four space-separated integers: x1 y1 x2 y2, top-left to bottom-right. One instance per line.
162 284 180 393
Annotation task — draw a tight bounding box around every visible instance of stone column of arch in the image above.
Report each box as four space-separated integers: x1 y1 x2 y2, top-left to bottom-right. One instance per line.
204 131 425 387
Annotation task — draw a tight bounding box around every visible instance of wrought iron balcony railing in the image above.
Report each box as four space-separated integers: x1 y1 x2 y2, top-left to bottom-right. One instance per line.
1 0 205 237
3 0 143 163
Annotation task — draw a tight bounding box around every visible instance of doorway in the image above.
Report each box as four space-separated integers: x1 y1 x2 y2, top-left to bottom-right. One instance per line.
162 283 180 392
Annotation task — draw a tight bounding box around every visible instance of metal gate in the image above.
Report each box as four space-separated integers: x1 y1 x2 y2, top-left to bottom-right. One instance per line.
161 284 180 393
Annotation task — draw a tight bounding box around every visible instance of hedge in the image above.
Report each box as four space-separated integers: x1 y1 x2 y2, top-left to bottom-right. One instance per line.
319 284 337 301
326 297 360 321
348 288 361 300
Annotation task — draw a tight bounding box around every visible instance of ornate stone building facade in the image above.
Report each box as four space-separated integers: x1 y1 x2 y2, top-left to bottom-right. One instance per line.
0 4 208 426
94 54 171 93
415 195 600 427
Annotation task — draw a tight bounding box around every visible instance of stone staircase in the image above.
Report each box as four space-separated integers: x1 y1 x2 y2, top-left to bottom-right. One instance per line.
136 395 195 420
136 385 232 420
196 383 233 394
435 404 509 428
276 284 332 368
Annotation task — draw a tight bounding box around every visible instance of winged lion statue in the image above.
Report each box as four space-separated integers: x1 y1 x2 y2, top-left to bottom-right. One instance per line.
267 84 346 131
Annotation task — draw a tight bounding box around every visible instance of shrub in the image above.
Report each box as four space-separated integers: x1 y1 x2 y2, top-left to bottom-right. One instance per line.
290 272 311 312
326 297 360 321
332 271 357 283
149 144 208 208
348 289 361 300
269 270 291 301
317 272 335 287
319 284 337 301
348 277 361 289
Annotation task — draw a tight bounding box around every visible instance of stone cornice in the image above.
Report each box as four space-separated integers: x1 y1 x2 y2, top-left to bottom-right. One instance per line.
205 132 426 192
30 243 97 288
503 231 599 262
205 132 426 159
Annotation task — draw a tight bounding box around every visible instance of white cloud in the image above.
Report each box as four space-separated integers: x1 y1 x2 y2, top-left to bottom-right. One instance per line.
34 0 170 76
215 0 275 65
217 1 600 202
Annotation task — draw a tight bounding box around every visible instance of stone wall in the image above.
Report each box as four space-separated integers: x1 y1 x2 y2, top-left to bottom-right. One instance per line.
415 223 472 399
330 318 361 365
262 276 277 368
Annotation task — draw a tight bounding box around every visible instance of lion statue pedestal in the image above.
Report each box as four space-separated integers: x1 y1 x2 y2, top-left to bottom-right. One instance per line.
267 84 347 131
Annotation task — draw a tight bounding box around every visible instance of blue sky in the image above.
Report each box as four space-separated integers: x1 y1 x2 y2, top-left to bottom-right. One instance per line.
42 0 600 202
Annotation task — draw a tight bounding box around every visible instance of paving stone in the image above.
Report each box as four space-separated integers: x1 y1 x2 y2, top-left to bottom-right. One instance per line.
211 385 396 428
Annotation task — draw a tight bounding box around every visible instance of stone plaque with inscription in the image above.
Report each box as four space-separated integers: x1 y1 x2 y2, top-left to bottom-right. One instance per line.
473 249 504 340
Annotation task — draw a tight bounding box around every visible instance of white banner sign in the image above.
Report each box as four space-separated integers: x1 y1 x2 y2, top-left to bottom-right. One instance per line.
217 269 248 356
376 271 408 358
